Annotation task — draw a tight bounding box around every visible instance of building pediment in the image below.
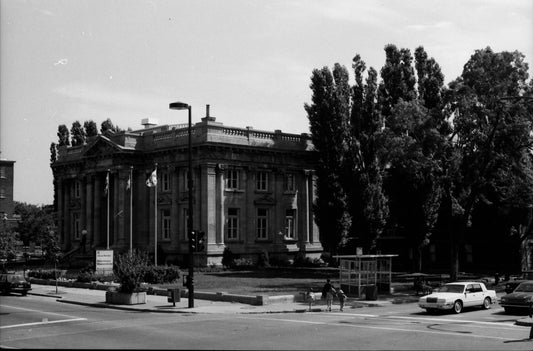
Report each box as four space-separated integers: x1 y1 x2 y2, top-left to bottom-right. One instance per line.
83 136 123 157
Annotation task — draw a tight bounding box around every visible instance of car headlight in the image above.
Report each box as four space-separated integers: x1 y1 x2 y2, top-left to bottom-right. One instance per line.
500 297 507 303
437 298 446 304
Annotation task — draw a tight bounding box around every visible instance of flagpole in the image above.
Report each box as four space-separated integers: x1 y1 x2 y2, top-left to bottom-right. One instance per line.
154 163 158 266
106 169 110 250
129 166 133 255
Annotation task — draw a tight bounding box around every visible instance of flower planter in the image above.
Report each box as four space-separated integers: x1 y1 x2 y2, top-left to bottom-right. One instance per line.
105 291 147 305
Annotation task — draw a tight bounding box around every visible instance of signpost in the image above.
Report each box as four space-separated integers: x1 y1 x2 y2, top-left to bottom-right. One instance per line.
96 250 114 276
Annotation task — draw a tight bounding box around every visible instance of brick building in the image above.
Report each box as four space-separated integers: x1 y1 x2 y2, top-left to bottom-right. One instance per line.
51 107 322 266
0 158 16 230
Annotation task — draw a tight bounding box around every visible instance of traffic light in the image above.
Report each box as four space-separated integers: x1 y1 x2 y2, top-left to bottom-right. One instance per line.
188 230 197 251
196 231 206 252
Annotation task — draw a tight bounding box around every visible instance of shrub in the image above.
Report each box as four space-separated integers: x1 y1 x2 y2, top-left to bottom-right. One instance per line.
28 269 60 279
269 256 290 267
221 247 235 268
257 250 270 268
233 257 254 269
143 265 181 284
114 250 149 293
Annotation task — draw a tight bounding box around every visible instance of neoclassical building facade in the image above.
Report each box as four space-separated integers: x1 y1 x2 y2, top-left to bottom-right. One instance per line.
51 108 322 266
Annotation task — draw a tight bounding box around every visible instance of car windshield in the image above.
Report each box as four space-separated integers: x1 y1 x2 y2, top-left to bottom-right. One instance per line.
7 275 25 282
515 283 533 292
439 284 464 293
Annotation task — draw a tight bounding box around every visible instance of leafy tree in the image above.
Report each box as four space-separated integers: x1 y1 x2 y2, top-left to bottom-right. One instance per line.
70 120 86 146
343 55 388 253
84 120 98 138
100 118 115 134
378 44 417 118
42 227 62 266
13 202 55 246
442 47 533 280
49 142 57 164
305 65 352 254
57 124 70 146
0 230 19 267
383 100 444 270
100 118 124 134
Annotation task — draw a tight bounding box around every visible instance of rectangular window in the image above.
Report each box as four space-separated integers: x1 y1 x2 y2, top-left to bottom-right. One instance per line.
74 180 81 198
0 167 5 178
285 209 296 239
286 173 295 192
256 171 268 191
256 208 268 239
184 208 190 239
226 169 240 190
73 213 80 240
0 188 5 199
162 209 171 240
162 170 170 192
227 208 239 240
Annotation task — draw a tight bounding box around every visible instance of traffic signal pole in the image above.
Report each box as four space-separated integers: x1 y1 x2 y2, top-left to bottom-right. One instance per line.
187 105 194 309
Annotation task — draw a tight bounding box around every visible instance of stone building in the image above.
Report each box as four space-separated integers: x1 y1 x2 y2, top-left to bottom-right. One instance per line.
0 158 16 230
51 107 322 266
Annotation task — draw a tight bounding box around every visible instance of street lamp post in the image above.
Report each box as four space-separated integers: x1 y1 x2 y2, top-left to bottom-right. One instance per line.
169 101 194 308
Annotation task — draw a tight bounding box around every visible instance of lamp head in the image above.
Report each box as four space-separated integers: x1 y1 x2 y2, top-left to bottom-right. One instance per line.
169 101 189 110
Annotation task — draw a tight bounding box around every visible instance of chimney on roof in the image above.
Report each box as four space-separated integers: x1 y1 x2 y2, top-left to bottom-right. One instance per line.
141 118 158 129
202 104 216 122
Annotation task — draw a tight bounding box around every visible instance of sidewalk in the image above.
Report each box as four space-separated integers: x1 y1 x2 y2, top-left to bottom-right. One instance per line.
28 283 419 314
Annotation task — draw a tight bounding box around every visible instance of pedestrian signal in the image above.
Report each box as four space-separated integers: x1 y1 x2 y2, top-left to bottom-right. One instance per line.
196 231 206 252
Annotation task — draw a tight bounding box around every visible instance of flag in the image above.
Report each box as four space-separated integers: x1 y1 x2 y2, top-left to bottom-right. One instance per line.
146 169 157 187
291 190 298 209
104 171 109 195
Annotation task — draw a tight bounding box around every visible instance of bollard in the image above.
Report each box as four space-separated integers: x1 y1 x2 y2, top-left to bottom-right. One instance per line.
168 288 180 307
529 299 533 339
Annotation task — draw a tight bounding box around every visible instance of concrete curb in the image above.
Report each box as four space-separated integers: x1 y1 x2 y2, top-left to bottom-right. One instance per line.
56 299 200 314
515 317 533 327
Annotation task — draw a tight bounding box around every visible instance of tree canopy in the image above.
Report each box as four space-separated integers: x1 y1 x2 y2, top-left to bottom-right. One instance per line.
306 45 533 276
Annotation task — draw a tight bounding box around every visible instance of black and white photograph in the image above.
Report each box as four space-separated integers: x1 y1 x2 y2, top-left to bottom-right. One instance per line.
1 0 532 349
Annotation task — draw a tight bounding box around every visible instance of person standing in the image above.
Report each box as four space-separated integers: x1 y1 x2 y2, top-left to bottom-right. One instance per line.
338 289 347 311
322 279 336 312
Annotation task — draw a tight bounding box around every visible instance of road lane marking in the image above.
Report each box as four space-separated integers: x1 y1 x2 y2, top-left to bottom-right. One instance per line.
240 316 516 341
1 304 82 319
322 312 519 329
385 315 518 329
0 318 87 329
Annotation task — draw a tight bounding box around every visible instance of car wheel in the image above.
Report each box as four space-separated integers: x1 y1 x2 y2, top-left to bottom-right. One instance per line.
21 291 27 296
453 300 463 314
482 297 491 309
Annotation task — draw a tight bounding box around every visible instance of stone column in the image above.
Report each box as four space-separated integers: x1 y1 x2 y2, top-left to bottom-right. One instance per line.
170 166 179 248
64 179 71 247
85 174 93 248
116 170 127 247
93 175 102 247
201 163 217 251
303 170 311 244
57 176 64 245
216 165 225 245
80 178 86 238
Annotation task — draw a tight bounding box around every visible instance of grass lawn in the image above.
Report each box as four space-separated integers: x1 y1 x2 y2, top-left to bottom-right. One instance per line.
172 267 340 296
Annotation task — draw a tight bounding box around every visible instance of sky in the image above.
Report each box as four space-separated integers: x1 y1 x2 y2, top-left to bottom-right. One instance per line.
1 0 532 206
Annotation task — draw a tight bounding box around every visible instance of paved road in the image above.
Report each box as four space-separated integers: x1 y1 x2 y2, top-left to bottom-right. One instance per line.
1 294 532 349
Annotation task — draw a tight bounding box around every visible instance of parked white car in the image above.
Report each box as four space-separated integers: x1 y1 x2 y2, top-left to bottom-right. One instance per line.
418 281 497 314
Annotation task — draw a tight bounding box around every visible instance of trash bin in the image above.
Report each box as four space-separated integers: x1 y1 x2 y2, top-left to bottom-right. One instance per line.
365 285 378 301
168 288 181 306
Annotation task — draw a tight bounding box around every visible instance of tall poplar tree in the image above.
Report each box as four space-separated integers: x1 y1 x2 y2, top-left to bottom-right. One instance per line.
343 55 388 253
305 65 352 254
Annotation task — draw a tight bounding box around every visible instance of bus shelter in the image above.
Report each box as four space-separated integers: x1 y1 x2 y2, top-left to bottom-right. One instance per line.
333 254 398 298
